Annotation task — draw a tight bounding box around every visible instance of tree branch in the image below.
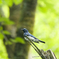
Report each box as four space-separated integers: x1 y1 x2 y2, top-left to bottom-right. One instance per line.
25 36 57 59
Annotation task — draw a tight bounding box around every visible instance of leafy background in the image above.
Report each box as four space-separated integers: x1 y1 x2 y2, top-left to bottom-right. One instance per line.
0 0 59 59
29 0 59 59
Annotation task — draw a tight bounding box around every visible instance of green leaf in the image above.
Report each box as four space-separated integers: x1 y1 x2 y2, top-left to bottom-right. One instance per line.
4 20 15 25
0 0 2 6
15 37 25 44
0 17 15 25
10 38 17 43
0 33 4 39
3 30 10 35
2 5 9 18
5 41 12 45
0 39 8 59
4 0 13 7
13 0 23 5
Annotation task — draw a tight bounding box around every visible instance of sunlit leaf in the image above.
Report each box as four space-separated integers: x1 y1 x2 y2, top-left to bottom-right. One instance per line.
0 0 2 6
0 39 8 59
4 0 13 6
13 0 23 5
0 33 4 39
2 5 9 18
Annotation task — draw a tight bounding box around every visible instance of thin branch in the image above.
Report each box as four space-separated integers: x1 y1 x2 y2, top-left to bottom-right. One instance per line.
25 35 45 59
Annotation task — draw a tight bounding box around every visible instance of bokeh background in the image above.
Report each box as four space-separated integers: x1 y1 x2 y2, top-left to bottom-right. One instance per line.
0 0 59 59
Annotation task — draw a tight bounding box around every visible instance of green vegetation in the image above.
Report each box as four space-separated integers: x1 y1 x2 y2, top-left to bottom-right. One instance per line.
0 0 59 59
32 0 59 59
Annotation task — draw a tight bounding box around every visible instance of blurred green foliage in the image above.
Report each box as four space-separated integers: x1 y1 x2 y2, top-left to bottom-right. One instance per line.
0 39 8 59
0 0 23 7
14 37 25 44
0 0 23 59
0 0 59 59
31 0 59 59
9 37 25 44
